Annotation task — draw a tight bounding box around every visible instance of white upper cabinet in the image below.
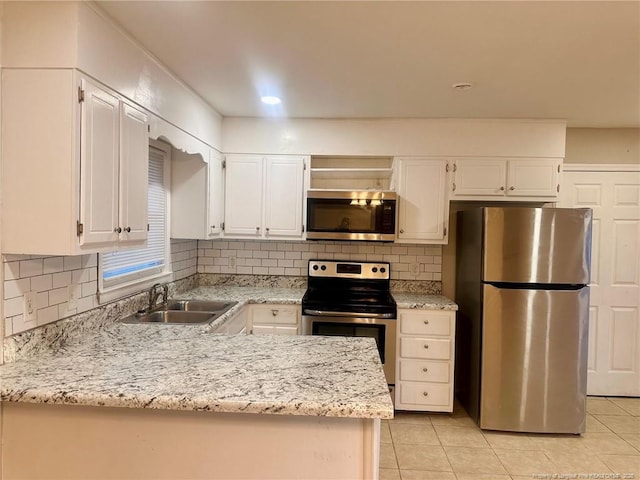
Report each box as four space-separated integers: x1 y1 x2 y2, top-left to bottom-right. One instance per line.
1 69 149 255
171 146 224 240
451 157 561 200
224 154 306 240
395 158 450 244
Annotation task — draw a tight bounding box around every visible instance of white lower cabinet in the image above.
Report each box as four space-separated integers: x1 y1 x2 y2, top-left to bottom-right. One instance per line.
395 309 456 412
249 304 300 335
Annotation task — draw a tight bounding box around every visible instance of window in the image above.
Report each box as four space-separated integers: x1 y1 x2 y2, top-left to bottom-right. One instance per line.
98 141 171 300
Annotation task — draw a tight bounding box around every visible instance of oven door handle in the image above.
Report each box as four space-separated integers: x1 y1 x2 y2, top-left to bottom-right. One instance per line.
303 309 396 319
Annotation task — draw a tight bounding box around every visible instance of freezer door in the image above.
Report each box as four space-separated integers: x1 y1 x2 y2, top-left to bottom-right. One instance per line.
483 207 592 284
480 284 589 433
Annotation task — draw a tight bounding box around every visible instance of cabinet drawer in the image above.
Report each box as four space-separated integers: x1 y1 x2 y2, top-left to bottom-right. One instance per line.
252 324 298 335
252 305 298 325
399 311 452 336
398 382 451 407
398 360 450 383
400 337 451 360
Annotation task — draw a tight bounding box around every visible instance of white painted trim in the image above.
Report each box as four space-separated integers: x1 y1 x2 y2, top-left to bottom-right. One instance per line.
563 163 640 172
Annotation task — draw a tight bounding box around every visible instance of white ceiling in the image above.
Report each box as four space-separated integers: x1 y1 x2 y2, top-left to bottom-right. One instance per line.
97 1 640 127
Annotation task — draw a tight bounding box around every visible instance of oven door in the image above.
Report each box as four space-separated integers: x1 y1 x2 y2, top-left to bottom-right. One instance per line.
302 315 396 385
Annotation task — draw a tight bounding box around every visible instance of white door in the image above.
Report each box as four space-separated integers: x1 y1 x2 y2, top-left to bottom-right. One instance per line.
79 80 120 247
264 156 304 238
119 102 149 244
208 150 224 237
507 158 560 197
560 167 640 396
396 158 449 243
452 158 506 197
224 155 264 236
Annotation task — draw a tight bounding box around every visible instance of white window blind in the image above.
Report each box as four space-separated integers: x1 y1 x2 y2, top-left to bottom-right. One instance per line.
101 146 168 288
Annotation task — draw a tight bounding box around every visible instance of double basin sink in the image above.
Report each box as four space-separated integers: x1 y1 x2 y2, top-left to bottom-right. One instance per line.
120 299 238 325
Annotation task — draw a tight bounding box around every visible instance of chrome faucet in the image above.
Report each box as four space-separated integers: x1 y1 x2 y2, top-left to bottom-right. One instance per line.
148 283 168 312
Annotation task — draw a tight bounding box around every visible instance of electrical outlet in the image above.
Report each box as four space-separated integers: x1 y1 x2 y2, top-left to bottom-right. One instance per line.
229 256 236 268
24 291 37 323
409 263 420 276
68 283 80 309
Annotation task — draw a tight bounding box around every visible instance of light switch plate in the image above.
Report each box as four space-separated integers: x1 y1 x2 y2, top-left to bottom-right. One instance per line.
68 283 80 309
24 291 37 323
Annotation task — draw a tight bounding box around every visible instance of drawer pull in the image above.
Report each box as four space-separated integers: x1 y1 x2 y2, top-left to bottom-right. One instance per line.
272 309 278 316
422 367 429 372
423 344 429 349
423 392 429 397
423 320 429 325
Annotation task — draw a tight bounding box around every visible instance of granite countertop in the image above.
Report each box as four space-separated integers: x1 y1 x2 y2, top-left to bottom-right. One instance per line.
0 285 456 420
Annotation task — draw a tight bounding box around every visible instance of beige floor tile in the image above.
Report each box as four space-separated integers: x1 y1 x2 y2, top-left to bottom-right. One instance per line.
599 454 640 475
443 446 507 475
381 421 393 444
586 414 611 432
493 448 555 476
581 432 639 455
394 444 452 472
399 470 456 480
482 431 539 450
608 397 640 416
545 447 612 472
587 397 629 415
379 468 402 480
454 475 511 480
428 413 477 428
391 411 432 425
593 414 640 434
380 442 398 469
390 423 440 445
619 432 640 452
433 425 489 447
527 433 586 452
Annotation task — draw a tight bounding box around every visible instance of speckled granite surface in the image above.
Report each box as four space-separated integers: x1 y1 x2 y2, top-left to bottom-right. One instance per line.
0 328 393 419
1 282 457 420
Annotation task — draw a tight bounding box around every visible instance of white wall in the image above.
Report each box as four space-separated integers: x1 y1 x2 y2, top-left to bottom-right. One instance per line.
565 128 640 164
222 118 566 158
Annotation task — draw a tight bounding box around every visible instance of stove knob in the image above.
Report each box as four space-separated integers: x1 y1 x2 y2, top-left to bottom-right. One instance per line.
372 267 378 273
321 265 327 271
380 267 386 273
312 265 319 271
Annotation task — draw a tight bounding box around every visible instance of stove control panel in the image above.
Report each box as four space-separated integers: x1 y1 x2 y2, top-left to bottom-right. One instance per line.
308 260 390 280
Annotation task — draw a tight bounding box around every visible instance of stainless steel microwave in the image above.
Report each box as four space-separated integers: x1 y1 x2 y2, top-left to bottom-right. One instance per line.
306 191 397 241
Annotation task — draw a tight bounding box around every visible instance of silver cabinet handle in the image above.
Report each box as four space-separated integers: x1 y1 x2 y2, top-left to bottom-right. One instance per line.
509 186 515 191
124 227 131 233
271 309 278 316
423 344 429 349
114 227 122 234
499 186 505 191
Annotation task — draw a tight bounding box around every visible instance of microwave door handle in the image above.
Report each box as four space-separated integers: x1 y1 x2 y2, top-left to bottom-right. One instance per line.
303 309 395 319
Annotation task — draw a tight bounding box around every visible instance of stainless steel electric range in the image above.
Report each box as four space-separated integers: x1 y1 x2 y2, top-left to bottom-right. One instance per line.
302 260 397 385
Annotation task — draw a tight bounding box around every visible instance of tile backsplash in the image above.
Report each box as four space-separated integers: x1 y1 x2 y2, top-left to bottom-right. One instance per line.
3 239 197 336
197 239 442 281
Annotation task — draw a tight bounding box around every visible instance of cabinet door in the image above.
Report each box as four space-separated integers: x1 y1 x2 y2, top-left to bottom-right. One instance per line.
79 80 120 247
264 156 304 238
208 150 224 237
506 158 560 197
119 102 149 243
452 158 506 196
396 158 449 242
224 155 264 236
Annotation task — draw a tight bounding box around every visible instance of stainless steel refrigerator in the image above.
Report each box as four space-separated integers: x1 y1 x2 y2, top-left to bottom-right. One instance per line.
455 207 592 434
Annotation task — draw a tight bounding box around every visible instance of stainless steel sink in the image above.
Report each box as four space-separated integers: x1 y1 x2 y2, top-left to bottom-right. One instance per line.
119 299 237 324
167 300 235 312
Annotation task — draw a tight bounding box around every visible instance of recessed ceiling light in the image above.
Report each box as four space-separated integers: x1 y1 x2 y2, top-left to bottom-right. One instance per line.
452 83 473 91
261 95 282 105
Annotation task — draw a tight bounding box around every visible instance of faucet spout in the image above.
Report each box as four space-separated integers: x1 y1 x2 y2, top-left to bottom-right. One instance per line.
148 283 168 312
